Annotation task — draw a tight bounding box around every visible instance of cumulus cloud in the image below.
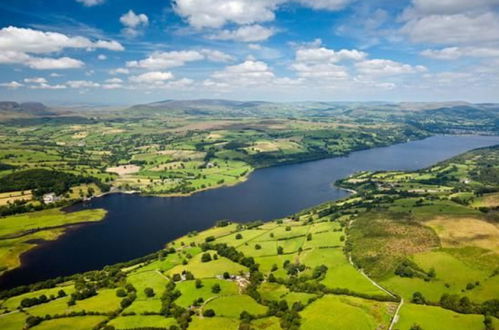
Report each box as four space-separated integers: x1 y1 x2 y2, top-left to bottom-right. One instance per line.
0 26 123 53
291 43 366 79
76 0 105 7
200 49 235 62
209 59 275 86
109 68 130 75
66 80 100 88
129 71 175 84
209 25 275 42
355 59 426 76
295 0 354 11
0 26 122 70
120 10 149 37
173 0 281 29
127 51 204 70
24 77 48 84
173 0 355 29
0 81 23 89
97 54 107 60
421 47 499 60
400 0 499 55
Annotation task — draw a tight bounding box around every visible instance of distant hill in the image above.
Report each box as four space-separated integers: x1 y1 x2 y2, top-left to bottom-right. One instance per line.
0 101 53 118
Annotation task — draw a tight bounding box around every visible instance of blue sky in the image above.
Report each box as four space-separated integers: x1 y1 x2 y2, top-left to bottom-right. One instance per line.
0 0 498 104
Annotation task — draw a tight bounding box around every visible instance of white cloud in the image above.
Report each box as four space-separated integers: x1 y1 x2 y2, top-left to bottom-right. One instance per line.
49 73 63 77
292 62 348 79
210 59 275 86
27 57 84 70
295 0 354 11
66 80 100 88
209 25 275 42
109 68 130 75
173 0 354 29
421 47 499 60
97 54 107 60
291 43 365 79
30 83 66 90
355 59 426 76
24 77 47 84
129 71 175 84
173 0 282 29
406 0 499 16
76 0 105 7
0 26 122 70
0 26 123 53
200 49 235 62
402 12 499 45
120 10 149 37
295 47 366 63
105 78 123 84
126 50 204 70
0 81 23 89
102 83 123 90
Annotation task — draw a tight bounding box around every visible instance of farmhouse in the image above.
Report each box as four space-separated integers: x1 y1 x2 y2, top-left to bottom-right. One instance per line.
42 193 61 204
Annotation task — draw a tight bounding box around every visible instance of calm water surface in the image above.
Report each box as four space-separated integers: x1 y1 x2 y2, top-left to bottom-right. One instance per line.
1 135 498 289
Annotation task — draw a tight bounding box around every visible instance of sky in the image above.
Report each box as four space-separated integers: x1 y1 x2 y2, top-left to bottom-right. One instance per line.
0 0 498 105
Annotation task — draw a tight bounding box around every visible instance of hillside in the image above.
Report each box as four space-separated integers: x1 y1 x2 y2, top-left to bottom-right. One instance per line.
0 146 497 330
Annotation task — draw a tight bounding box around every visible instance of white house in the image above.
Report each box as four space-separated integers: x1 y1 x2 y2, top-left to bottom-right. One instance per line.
43 193 61 204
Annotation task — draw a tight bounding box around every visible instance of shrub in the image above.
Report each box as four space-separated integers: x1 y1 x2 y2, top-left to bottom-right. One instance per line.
203 309 216 317
144 287 155 297
201 253 212 263
235 233 243 240
211 283 221 293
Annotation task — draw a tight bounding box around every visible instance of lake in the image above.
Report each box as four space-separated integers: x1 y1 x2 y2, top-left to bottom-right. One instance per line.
1 135 498 289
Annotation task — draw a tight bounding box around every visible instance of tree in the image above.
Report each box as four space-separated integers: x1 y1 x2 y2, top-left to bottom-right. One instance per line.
235 233 243 240
412 292 426 304
212 283 221 293
116 288 127 297
277 246 284 255
223 272 230 279
410 324 423 330
144 287 155 297
255 244 262 250
195 279 203 289
203 309 216 317
307 233 312 241
201 253 212 263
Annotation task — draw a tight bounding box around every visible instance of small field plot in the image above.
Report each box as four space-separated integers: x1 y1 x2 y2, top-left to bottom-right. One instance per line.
109 315 177 329
204 295 267 318
188 316 239 330
381 249 495 302
302 231 343 249
167 252 247 278
175 279 239 308
215 229 270 246
300 295 395 330
395 303 484 330
31 316 107 330
237 240 277 257
301 249 388 296
0 311 29 330
425 216 499 252
255 254 295 278
250 316 282 330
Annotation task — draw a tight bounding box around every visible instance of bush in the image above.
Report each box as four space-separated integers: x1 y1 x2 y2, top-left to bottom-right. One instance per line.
203 309 216 317
195 279 203 289
235 233 243 240
201 253 212 263
144 287 155 297
277 246 284 255
116 289 127 297
211 283 221 293
255 244 262 250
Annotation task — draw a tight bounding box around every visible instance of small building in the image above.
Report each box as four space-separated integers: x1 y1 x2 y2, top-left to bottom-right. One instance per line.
43 193 61 204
